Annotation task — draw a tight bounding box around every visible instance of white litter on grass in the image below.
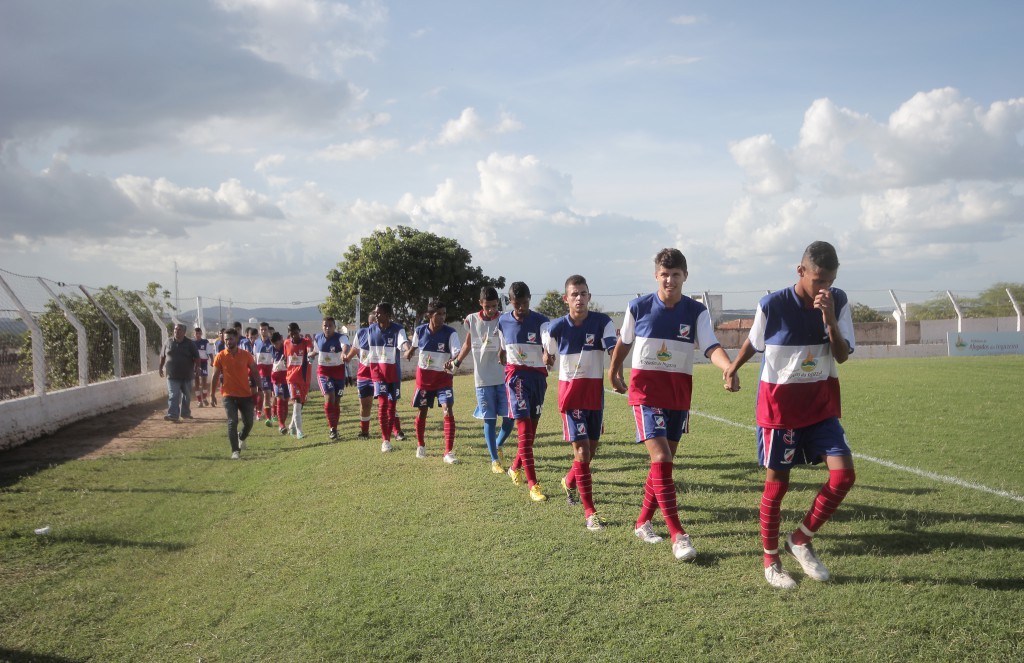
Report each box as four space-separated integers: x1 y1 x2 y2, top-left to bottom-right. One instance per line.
34 526 51 535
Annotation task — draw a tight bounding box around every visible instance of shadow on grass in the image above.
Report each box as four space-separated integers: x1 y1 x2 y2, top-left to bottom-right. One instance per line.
7 530 190 552
54 486 231 495
0 648 84 663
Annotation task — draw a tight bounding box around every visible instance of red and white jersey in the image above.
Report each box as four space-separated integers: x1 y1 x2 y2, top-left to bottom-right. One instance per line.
355 327 372 381
496 310 550 379
253 338 275 377
367 322 410 384
283 336 314 385
411 323 461 391
315 331 350 379
620 292 720 411
749 286 855 429
544 312 617 411
270 345 287 385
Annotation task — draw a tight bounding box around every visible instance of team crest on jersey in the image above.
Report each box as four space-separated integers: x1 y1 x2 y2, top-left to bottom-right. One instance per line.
783 448 796 464
654 415 665 428
678 324 691 340
386 338 394 346
585 333 595 346
576 423 585 434
438 343 446 352
527 332 537 343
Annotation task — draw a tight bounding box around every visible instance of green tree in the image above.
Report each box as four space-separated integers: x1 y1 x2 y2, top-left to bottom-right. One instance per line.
322 226 505 326
850 302 887 323
536 290 568 318
909 283 1024 320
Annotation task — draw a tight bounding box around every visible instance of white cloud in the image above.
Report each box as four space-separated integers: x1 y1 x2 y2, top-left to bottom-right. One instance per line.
349 112 392 132
437 108 485 145
729 134 797 195
313 137 399 161
496 110 524 134
670 15 701 26
255 154 287 173
475 153 573 215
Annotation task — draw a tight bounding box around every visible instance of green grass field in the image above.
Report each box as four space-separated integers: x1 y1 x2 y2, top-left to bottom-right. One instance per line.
2 356 1023 661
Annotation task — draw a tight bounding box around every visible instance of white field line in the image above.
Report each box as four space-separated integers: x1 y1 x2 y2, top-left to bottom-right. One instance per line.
606 389 1024 504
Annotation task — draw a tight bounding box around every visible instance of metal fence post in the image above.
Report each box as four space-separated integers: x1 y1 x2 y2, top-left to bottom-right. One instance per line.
80 287 122 380
111 292 149 373
0 275 46 396
889 289 906 347
37 279 89 386
1008 288 1022 333
946 290 963 333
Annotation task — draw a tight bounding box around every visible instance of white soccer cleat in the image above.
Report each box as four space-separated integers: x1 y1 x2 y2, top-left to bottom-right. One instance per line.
585 513 605 532
672 533 697 561
381 440 393 453
764 563 797 589
415 446 427 459
230 451 240 460
786 534 831 581
634 521 663 544
443 452 459 465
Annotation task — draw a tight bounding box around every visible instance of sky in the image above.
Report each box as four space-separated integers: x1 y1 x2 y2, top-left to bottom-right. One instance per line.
1 0 1022 314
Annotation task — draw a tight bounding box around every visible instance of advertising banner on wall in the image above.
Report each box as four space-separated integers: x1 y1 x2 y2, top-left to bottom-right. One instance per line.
947 332 1024 356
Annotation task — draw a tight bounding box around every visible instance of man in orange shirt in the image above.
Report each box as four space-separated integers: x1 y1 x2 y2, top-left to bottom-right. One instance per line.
210 328 260 459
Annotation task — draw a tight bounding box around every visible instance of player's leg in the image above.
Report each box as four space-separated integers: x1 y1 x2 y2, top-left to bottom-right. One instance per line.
440 392 456 463
223 396 241 457
238 396 255 449
414 399 429 458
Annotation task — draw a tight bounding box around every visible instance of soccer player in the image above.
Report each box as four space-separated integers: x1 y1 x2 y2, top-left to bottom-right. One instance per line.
315 317 351 441
608 248 736 561
496 281 552 502
253 323 276 426
452 286 515 474
544 275 617 531
724 240 856 589
209 328 260 459
193 327 212 407
283 322 314 440
346 313 376 438
269 332 290 435
366 302 411 452
215 329 226 354
404 299 461 463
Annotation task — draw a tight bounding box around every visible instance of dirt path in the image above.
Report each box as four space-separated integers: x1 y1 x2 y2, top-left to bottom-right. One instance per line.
0 399 227 482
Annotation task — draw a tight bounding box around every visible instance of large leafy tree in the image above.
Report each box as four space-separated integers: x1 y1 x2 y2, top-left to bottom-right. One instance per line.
536 290 569 319
850 302 888 323
909 282 1024 320
322 226 505 326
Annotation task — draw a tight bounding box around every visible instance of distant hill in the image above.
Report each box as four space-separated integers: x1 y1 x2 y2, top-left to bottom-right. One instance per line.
174 306 327 330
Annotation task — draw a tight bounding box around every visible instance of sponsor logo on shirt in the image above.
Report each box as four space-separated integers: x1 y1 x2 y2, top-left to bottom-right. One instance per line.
656 342 672 362
801 352 817 372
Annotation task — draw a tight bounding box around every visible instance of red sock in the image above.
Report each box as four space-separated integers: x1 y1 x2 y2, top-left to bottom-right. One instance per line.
761 480 789 566
443 416 455 454
565 462 577 489
263 406 272 419
512 419 528 471
415 415 427 446
392 417 404 435
522 418 539 486
576 461 595 517
378 396 392 440
331 403 341 428
794 468 856 544
324 402 333 427
636 471 658 528
651 461 684 539
276 399 288 427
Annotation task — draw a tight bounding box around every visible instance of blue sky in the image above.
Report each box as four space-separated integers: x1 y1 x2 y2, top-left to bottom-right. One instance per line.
1 1 1022 314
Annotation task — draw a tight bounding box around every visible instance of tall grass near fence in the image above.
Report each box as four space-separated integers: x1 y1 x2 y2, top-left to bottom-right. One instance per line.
1 356 1022 661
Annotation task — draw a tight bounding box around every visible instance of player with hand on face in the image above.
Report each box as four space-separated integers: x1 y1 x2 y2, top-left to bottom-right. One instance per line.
315 317 351 441
544 275 618 531
253 322 276 426
366 303 411 453
451 287 516 473
497 281 553 503
283 322 314 440
404 299 462 464
608 248 736 561
724 240 856 590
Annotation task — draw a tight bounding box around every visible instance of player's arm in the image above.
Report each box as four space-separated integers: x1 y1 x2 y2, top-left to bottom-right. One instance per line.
707 346 739 392
724 339 757 393
249 358 260 394
209 363 221 405
607 339 631 394
453 323 472 368
817 290 851 364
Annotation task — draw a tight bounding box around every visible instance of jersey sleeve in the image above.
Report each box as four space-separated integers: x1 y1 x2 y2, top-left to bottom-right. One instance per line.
447 330 461 357
397 328 410 349
695 308 722 357
747 302 768 353
543 321 559 354
837 296 856 353
619 304 637 345
600 317 617 353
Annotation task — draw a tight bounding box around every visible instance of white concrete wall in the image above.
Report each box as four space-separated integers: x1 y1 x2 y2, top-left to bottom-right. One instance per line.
0 371 166 451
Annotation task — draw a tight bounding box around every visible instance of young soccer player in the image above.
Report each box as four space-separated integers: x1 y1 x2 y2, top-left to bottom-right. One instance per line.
497 281 552 502
269 332 290 435
403 299 461 463
366 303 411 452
452 287 515 473
315 317 351 440
544 275 618 531
608 248 736 561
724 240 856 589
253 323 276 426
346 313 376 438
283 322 314 440
193 327 212 407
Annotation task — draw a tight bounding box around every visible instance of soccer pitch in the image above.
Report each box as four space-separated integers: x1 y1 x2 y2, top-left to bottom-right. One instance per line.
2 356 1022 661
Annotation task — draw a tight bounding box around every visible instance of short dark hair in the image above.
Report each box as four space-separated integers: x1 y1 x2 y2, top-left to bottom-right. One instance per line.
654 248 687 272
323 316 335 324
803 241 840 271
426 299 446 315
233 321 242 329
225 328 239 337
480 286 499 301
194 326 202 332
508 282 531 300
259 321 270 329
564 274 588 291
375 302 393 316
270 332 282 343
288 322 300 333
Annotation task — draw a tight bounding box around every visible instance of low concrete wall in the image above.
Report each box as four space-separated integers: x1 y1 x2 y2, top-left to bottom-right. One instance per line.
0 372 166 451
